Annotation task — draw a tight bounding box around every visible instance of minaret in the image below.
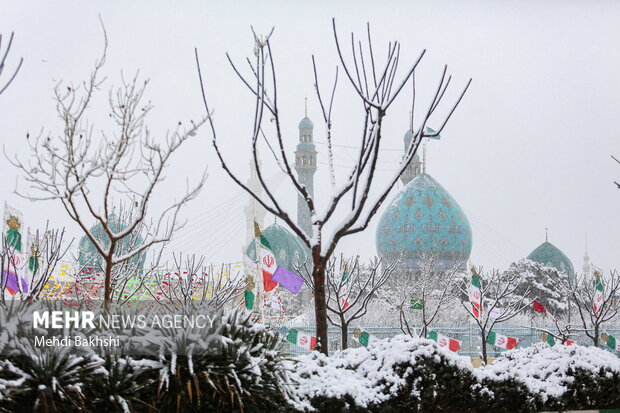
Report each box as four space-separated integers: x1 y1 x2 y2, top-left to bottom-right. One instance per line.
294 99 317 237
583 234 591 278
400 113 422 185
243 159 266 246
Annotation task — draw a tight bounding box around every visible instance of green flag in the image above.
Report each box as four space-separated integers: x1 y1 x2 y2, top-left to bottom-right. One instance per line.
341 264 350 283
602 332 620 351
254 220 272 249
358 331 370 347
244 290 255 310
542 333 556 346
410 297 424 310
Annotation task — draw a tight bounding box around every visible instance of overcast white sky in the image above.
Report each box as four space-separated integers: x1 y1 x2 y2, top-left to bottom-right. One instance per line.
1 0 618 272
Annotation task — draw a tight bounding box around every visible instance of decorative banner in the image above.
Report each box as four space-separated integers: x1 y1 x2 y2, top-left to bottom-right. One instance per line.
410 297 424 310
271 266 304 294
486 331 518 350
602 332 620 351
2 270 28 295
27 229 40 276
429 331 461 352
339 264 350 310
533 300 547 313
469 268 482 318
353 328 380 348
3 203 23 253
286 328 317 350
593 271 604 316
244 290 255 310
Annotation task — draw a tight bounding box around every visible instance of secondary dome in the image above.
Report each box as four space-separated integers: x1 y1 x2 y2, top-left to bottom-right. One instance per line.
527 241 574 277
376 173 472 273
77 215 146 275
246 222 308 272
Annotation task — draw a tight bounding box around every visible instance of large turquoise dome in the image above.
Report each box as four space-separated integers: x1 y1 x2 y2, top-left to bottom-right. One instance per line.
376 173 472 273
246 222 308 272
527 241 574 277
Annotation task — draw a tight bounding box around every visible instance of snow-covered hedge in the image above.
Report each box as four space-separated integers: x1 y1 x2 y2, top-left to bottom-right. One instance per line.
288 335 486 412
288 335 620 413
478 342 620 411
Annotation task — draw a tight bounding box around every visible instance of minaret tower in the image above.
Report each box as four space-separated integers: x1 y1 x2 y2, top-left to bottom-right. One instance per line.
400 112 422 185
243 159 266 246
583 234 591 278
294 99 317 237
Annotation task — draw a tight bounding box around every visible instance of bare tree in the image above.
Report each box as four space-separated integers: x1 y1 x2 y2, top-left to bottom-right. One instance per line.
569 270 620 347
299 255 394 349
461 267 531 364
8 32 207 305
195 20 470 354
73 203 169 304
150 254 245 308
383 250 465 338
0 32 23 95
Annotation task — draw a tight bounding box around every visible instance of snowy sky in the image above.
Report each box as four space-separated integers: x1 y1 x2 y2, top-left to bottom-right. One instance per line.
1 0 619 272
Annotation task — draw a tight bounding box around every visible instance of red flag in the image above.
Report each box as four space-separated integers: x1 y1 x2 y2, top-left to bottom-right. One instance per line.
533 300 546 313
262 270 278 292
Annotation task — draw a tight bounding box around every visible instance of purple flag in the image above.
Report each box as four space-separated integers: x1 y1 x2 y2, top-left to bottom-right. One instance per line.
271 266 304 295
2 270 28 294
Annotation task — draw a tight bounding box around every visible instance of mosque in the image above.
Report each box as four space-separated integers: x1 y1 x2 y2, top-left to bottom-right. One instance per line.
241 110 580 282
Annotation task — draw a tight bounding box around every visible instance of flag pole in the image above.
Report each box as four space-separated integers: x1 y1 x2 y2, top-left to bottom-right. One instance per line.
254 220 265 323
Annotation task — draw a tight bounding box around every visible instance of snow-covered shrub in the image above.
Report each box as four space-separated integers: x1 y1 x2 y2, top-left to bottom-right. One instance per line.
289 335 485 412
86 355 160 413
479 342 620 410
0 343 104 412
149 309 292 412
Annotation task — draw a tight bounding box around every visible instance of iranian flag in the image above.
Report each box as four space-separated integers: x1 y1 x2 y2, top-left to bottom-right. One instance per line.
429 331 461 352
254 222 278 292
602 332 620 351
593 272 604 316
339 264 350 310
541 332 556 346
286 328 317 350
469 271 483 318
486 331 518 350
353 328 380 347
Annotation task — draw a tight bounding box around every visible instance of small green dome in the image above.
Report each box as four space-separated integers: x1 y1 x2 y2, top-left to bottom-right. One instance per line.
527 241 574 277
246 222 308 272
77 215 146 275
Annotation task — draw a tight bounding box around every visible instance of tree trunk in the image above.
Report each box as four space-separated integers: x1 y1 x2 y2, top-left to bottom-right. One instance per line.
593 323 599 347
340 317 349 350
104 242 116 308
481 329 488 365
312 245 329 355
